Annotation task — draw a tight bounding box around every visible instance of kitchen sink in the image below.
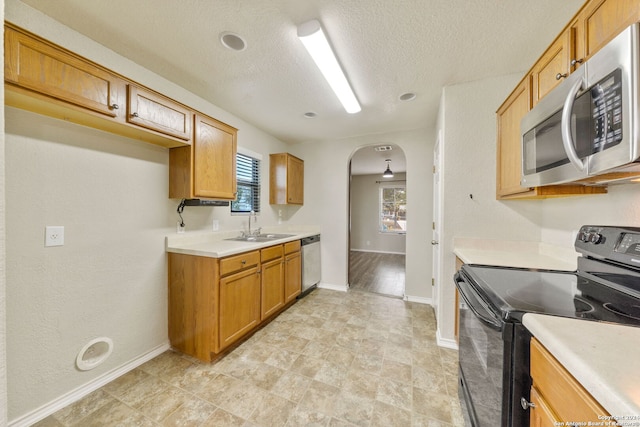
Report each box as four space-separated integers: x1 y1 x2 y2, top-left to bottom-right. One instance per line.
224 233 295 243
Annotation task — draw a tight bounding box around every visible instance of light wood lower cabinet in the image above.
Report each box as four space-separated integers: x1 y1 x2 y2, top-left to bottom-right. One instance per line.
284 240 302 302
529 338 609 424
260 245 285 320
219 265 261 351
168 240 302 362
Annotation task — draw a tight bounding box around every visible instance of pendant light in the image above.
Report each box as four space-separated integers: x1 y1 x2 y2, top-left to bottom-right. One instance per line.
383 159 394 178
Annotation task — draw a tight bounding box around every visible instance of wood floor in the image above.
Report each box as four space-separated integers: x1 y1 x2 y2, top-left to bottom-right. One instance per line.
349 250 406 298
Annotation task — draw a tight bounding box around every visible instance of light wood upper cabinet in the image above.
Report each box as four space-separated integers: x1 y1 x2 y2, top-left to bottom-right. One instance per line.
5 25 122 118
270 153 304 205
4 23 191 149
531 30 570 106
169 114 238 200
529 339 609 424
579 0 640 59
497 79 533 198
495 0 640 200
127 84 192 141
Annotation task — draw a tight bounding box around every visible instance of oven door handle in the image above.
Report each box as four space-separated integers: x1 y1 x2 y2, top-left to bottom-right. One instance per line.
454 272 502 331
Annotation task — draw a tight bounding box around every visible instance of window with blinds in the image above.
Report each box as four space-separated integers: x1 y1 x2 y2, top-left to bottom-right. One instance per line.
231 153 261 213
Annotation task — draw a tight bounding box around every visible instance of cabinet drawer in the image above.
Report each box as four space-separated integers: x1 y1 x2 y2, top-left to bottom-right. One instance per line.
127 84 192 141
220 250 260 277
284 240 301 255
530 339 608 422
261 245 284 263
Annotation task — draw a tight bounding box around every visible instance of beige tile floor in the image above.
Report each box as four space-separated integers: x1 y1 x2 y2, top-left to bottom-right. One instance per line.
35 289 464 427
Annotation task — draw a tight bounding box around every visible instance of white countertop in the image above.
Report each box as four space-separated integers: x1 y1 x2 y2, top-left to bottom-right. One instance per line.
165 226 320 258
523 314 640 420
453 238 577 271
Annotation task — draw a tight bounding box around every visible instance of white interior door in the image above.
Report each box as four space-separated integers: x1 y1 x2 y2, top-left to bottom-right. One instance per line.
432 133 442 315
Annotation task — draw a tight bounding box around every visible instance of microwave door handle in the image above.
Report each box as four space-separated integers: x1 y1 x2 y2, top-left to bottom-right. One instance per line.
561 76 587 171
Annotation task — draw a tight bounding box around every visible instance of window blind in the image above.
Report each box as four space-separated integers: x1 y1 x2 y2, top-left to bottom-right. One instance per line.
231 153 261 213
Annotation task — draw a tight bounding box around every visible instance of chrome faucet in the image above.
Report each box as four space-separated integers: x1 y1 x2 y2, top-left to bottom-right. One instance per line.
248 210 259 236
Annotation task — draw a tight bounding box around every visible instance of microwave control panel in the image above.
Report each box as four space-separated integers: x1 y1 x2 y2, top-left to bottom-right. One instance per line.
591 68 623 150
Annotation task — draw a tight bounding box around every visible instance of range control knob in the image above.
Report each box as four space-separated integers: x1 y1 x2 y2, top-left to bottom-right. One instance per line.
578 231 591 242
589 233 604 244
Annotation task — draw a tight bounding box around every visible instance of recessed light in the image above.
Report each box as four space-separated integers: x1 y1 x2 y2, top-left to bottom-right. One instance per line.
399 92 416 101
219 31 246 51
304 112 317 118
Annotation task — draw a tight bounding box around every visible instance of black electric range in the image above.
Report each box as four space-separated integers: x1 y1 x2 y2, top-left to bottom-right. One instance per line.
454 225 640 427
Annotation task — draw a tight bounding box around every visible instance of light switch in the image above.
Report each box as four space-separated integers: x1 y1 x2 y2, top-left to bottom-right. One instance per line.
45 226 64 247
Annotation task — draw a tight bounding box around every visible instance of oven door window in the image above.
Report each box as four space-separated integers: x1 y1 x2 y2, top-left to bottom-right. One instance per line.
457 277 504 426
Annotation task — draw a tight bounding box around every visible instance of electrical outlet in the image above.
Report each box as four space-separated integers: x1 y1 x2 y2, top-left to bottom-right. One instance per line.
45 226 64 247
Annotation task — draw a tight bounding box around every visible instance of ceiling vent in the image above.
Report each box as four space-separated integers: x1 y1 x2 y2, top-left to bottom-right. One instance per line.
374 146 393 152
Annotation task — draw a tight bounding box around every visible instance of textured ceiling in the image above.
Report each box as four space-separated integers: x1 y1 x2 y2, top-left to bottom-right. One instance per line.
20 0 584 144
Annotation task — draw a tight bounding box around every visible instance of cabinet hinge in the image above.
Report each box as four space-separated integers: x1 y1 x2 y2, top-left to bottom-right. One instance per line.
431 278 435 286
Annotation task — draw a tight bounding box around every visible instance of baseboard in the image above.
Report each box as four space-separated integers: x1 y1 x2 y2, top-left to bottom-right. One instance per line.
317 282 349 292
9 342 171 427
403 294 433 305
350 249 406 255
436 328 459 350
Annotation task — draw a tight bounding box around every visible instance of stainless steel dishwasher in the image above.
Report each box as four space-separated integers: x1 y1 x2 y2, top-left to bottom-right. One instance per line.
300 235 320 297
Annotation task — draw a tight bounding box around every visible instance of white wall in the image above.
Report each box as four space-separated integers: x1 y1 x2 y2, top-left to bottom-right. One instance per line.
539 184 640 245
288 129 434 300
6 108 173 420
436 74 544 343
4 1 290 423
350 173 406 254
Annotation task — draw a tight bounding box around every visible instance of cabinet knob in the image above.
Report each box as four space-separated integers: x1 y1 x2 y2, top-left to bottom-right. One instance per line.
110 103 119 110
520 397 536 410
131 112 139 118
556 73 568 80
570 58 584 66
241 260 246 265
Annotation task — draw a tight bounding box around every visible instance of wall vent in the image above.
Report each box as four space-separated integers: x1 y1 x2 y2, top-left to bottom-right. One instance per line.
374 146 392 152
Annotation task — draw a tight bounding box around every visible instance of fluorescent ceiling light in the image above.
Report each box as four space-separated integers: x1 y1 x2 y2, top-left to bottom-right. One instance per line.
297 20 361 114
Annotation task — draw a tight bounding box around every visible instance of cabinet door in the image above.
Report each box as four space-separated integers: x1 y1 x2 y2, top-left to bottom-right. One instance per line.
261 258 284 320
284 251 302 303
580 0 640 59
530 339 609 423
4 26 121 118
531 31 570 106
496 79 532 198
286 155 304 204
219 267 261 350
127 84 192 141
193 115 237 199
529 387 560 427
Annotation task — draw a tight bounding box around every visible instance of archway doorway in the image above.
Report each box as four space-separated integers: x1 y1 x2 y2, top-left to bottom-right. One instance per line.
348 144 407 298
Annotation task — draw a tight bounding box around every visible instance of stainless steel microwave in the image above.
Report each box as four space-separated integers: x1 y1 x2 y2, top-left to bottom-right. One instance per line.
521 23 640 187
